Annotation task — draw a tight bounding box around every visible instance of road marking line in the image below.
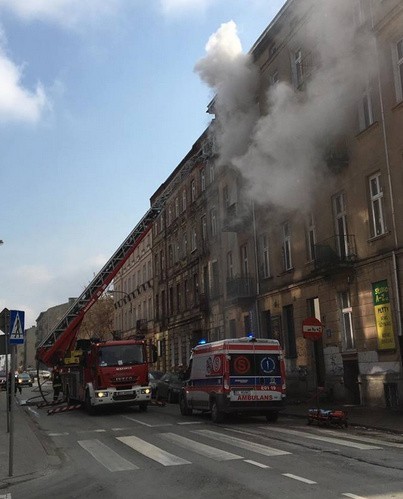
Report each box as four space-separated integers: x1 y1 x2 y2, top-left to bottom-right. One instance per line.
112 427 129 431
117 435 191 466
123 416 172 428
321 429 403 449
159 433 242 461
282 473 317 484
193 430 290 457
261 427 382 450
48 432 69 436
177 421 204 425
342 494 367 499
123 416 173 428
78 439 138 472
94 429 106 432
244 460 270 469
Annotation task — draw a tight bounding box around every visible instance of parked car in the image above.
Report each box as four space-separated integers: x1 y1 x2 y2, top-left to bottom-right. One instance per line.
154 372 184 403
17 372 33 387
148 370 164 398
0 370 6 390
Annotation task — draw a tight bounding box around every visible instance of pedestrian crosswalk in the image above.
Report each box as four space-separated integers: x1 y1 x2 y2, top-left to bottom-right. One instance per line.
73 422 401 473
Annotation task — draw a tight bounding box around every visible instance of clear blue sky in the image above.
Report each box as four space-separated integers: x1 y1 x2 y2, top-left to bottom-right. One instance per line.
0 0 286 328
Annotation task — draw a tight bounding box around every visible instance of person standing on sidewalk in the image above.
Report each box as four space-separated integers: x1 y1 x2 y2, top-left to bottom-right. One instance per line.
52 367 62 402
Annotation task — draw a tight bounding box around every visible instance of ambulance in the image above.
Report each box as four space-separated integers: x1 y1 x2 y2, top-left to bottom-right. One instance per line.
179 337 286 423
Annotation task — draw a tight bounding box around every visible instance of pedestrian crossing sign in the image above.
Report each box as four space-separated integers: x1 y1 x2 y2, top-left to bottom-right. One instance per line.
9 310 25 345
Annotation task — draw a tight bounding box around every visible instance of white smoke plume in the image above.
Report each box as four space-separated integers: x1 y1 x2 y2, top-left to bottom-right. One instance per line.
195 0 376 212
194 20 260 166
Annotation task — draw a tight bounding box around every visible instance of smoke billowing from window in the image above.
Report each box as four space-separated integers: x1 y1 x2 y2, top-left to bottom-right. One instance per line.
195 0 376 212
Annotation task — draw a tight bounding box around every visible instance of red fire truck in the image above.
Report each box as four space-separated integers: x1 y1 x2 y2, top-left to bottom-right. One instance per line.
36 207 161 413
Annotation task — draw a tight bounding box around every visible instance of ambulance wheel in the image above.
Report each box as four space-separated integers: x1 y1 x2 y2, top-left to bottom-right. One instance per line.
211 400 224 424
179 394 192 416
265 411 279 423
139 402 148 412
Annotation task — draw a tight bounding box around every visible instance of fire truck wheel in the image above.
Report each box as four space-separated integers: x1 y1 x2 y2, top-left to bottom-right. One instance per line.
265 411 279 423
211 400 224 424
179 394 192 416
85 390 95 415
138 402 148 412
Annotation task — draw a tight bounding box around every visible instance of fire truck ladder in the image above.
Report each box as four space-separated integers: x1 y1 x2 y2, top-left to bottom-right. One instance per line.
37 205 161 365
37 135 211 366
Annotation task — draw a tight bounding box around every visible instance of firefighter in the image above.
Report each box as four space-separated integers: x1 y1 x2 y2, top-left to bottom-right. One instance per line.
52 368 62 402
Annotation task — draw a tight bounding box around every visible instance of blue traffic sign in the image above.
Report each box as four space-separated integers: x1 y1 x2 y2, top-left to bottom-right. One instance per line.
9 310 25 345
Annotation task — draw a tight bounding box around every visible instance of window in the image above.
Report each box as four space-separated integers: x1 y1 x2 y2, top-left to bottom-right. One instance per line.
227 251 234 279
191 227 197 251
260 233 270 278
294 49 303 88
333 193 349 259
175 197 179 218
358 86 374 131
223 185 229 210
200 168 206 192
210 207 217 237
201 215 207 241
271 71 279 85
211 260 219 298
306 213 316 262
183 232 188 256
142 264 146 283
369 172 386 236
159 213 164 232
191 179 196 202
168 244 173 266
182 189 187 212
176 283 181 312
339 291 354 350
147 260 152 280
169 287 174 315
209 164 215 183
168 204 172 226
240 244 249 276
193 273 199 305
395 39 403 102
282 222 292 271
184 279 188 309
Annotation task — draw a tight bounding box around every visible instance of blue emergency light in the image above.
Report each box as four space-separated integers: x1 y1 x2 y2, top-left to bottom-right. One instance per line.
198 339 207 345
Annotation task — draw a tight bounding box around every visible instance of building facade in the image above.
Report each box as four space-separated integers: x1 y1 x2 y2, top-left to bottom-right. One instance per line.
112 0 403 408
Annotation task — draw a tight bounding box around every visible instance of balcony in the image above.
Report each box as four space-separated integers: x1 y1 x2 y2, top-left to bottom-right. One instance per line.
226 276 256 301
313 235 356 272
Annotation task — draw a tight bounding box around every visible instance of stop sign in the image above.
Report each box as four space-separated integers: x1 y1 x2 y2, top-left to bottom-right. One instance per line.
302 317 323 341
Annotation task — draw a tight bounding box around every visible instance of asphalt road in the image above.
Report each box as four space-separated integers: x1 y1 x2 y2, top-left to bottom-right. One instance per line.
9 386 403 499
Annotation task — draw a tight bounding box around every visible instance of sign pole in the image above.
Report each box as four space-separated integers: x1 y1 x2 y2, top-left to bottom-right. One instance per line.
9 344 15 477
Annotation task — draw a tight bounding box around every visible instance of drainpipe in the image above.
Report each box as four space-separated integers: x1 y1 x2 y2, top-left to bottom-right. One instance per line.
252 201 262 338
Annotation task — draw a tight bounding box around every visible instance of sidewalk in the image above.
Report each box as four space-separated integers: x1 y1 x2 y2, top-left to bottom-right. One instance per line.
283 398 403 434
0 390 60 489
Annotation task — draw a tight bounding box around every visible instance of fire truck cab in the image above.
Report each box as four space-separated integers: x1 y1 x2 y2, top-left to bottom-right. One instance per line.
179 337 286 423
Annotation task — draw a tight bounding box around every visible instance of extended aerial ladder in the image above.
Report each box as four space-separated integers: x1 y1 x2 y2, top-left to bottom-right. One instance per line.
36 136 210 369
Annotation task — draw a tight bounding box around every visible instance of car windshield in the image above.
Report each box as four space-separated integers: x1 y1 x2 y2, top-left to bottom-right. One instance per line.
98 344 144 367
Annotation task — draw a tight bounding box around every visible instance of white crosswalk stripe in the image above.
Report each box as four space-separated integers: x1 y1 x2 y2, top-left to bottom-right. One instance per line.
261 427 382 450
193 429 291 456
117 435 191 466
78 439 139 472
159 432 243 461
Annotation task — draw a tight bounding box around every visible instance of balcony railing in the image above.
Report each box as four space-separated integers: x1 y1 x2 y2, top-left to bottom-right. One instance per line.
226 276 256 300
314 235 356 271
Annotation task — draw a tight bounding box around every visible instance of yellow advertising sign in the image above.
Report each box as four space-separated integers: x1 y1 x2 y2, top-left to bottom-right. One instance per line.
372 280 396 350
